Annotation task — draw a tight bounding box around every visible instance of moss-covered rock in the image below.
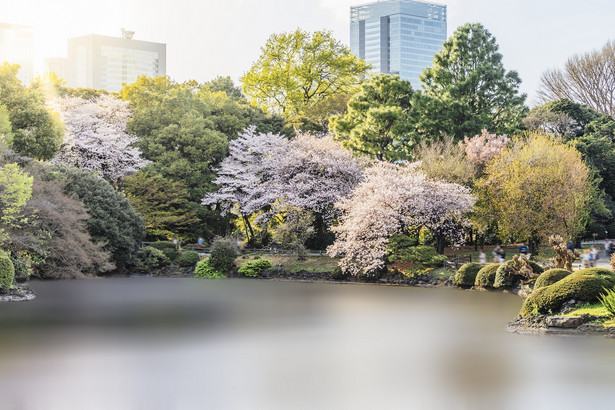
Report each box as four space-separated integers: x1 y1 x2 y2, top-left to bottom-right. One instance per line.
534 268 572 289
474 264 501 288
494 259 544 289
453 263 483 287
519 268 615 318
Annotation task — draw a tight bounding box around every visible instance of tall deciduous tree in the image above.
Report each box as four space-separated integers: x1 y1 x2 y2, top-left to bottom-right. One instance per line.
538 41 615 117
478 133 592 254
0 63 64 160
417 23 527 140
328 162 474 276
0 163 33 242
330 74 417 161
241 29 370 130
51 95 149 180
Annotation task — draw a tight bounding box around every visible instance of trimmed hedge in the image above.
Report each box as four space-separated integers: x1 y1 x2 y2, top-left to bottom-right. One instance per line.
534 268 572 289
474 264 501 288
494 260 544 289
0 252 15 293
453 263 483 287
519 268 615 318
238 259 272 277
134 246 170 272
195 258 226 279
148 241 179 261
178 250 200 268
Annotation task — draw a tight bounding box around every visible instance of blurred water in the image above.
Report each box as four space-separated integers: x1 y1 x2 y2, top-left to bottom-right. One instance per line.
0 278 614 410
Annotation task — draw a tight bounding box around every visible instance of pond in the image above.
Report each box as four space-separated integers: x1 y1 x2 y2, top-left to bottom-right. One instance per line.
0 278 614 409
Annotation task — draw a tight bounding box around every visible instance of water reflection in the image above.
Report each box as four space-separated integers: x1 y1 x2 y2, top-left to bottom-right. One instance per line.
0 278 613 409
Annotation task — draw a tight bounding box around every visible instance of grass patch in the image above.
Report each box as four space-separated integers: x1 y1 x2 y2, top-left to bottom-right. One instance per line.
564 303 610 317
237 253 340 273
429 267 456 281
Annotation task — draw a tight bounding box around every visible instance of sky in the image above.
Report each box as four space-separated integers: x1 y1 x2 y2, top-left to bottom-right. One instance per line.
3 0 615 105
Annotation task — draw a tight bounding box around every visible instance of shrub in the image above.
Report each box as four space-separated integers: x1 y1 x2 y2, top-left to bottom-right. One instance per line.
148 241 179 261
178 250 200 268
195 258 226 279
599 288 615 317
494 259 544 289
386 238 447 268
210 237 238 274
534 268 572 289
474 264 501 288
238 259 272 277
331 266 349 281
453 263 483 287
10 253 32 282
134 246 170 273
0 251 15 293
519 268 615 317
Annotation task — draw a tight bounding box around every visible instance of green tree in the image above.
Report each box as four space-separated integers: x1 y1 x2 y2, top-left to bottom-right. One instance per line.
0 63 64 160
121 170 200 241
53 165 145 269
0 163 33 242
241 29 370 130
417 23 527 140
330 74 417 161
477 133 592 254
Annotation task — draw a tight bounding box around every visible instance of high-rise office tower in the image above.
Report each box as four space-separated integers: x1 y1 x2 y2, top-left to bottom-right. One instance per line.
67 29 166 92
350 0 447 88
0 23 34 84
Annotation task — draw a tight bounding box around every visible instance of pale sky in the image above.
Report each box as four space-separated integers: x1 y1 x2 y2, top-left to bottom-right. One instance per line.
3 0 615 105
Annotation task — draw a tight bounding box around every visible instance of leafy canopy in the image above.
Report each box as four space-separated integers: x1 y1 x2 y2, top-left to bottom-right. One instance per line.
417 23 527 140
241 29 370 130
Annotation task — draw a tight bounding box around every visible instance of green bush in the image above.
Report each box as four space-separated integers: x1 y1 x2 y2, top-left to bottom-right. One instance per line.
453 263 483 287
148 241 180 261
210 237 238 274
386 237 447 268
519 268 615 318
195 258 226 279
599 288 615 317
534 268 572 289
494 259 544 289
134 246 170 273
474 264 501 288
0 251 15 293
178 250 200 268
10 253 32 282
331 266 349 281
238 259 272 277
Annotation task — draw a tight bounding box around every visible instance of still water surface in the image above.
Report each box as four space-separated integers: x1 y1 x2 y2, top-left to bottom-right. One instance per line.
0 278 614 410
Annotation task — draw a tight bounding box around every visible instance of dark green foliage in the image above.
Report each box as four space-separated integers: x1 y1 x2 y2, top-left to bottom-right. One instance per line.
9 253 31 282
194 257 225 279
534 268 572 289
134 246 170 273
178 250 200 268
417 23 527 140
494 259 544 289
238 259 272 277
519 268 615 317
0 251 15 293
0 63 63 160
147 241 179 261
121 170 200 242
474 263 501 288
54 165 145 269
209 237 238 274
453 263 483 287
386 235 446 267
330 266 349 281
599 287 615 316
331 74 417 161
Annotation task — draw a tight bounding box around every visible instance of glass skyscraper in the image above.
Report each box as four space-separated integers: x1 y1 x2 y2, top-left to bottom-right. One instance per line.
350 0 447 88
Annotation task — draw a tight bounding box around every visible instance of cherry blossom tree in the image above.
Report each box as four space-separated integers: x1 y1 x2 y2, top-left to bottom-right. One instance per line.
270 132 366 219
327 162 475 276
461 129 510 167
202 127 288 240
51 95 148 180
203 128 366 242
